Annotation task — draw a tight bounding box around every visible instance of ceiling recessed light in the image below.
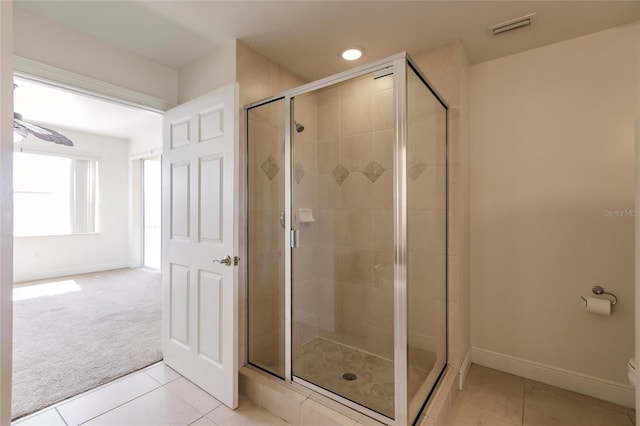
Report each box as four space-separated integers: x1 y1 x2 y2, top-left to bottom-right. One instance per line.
341 48 362 61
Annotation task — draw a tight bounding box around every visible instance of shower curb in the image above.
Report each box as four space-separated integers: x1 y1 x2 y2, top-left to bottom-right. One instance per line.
239 365 460 425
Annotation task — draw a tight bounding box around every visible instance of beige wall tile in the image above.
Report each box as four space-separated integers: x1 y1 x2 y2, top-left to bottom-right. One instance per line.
339 76 373 102
316 210 335 246
260 383 302 425
318 138 339 175
371 171 393 209
300 399 357 426
340 173 373 210
340 95 373 137
372 250 394 291
372 130 394 170
335 209 373 248
318 102 340 140
318 175 340 207
336 282 373 323
374 75 393 92
371 287 394 331
408 209 447 255
315 278 336 317
335 247 373 286
372 209 393 250
239 371 261 404
373 88 394 132
340 133 373 172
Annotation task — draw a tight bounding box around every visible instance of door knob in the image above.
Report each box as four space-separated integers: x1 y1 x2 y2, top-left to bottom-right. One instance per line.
212 255 232 266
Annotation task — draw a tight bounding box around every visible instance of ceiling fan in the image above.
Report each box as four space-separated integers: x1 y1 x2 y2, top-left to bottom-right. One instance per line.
13 84 74 146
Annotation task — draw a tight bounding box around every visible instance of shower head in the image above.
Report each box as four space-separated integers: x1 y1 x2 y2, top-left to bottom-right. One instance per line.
295 121 305 133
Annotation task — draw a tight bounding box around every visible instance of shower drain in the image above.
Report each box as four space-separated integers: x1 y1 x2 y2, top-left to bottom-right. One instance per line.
342 372 357 381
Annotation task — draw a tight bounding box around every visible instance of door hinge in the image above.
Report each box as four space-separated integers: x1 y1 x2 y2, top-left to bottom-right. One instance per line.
233 256 240 266
290 229 299 248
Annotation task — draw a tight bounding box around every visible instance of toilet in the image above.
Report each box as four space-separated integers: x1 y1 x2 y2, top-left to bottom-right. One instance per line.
628 358 636 388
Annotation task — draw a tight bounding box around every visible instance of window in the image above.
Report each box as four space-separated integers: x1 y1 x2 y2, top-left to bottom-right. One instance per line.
14 151 98 237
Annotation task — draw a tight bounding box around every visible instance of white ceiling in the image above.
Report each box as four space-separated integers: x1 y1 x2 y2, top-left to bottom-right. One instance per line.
11 1 639 136
15 1 640 81
14 77 161 140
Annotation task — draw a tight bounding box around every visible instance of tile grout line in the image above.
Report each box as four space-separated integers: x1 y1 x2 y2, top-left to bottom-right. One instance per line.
55 408 69 426
187 412 217 426
163 378 225 420
75 385 163 425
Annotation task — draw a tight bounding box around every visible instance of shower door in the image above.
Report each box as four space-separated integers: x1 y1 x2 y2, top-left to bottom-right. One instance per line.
246 98 286 378
290 71 397 419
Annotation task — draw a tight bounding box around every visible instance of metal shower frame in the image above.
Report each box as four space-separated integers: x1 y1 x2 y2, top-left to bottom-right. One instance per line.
244 51 449 426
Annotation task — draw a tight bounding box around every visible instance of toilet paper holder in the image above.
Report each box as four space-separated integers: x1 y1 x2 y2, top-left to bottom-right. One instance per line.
581 285 618 306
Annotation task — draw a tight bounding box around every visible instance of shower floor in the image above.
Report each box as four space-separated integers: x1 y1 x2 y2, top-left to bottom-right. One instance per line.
293 337 433 418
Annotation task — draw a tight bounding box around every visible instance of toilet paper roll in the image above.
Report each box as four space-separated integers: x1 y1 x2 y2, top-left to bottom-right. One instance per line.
585 296 611 315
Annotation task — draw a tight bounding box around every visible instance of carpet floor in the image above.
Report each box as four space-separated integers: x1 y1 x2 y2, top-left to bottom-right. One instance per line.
12 268 162 420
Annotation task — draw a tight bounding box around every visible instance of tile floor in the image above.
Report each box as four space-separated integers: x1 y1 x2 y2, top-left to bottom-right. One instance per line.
14 361 637 426
447 364 636 426
13 363 286 426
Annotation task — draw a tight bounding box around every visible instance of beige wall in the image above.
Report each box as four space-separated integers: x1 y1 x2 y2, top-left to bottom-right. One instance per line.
236 41 305 107
413 41 471 374
178 41 236 104
470 22 640 384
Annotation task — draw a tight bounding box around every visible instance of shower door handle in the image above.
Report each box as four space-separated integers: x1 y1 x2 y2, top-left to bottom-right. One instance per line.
279 210 285 228
290 229 299 248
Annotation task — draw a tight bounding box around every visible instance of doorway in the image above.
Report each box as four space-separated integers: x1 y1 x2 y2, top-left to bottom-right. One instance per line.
11 76 164 420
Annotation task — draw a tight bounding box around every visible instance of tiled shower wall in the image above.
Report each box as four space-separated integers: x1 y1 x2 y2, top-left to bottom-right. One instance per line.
292 74 396 360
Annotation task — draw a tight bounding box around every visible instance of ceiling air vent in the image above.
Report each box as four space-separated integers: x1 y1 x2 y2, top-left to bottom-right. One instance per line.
489 13 536 36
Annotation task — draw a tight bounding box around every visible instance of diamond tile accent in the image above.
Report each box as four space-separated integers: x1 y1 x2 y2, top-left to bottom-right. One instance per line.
363 161 385 183
294 161 306 184
261 155 279 181
332 163 350 185
408 160 427 181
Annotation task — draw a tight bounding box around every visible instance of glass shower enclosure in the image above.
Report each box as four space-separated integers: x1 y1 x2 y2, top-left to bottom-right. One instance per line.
246 52 447 425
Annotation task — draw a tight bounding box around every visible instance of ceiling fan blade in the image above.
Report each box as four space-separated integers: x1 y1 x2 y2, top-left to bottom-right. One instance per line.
13 118 74 146
13 121 28 139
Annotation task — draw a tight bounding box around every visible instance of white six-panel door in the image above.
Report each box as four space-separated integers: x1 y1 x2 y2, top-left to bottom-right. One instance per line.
162 83 239 409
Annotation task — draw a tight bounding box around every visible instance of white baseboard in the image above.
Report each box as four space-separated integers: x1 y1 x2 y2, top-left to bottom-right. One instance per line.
14 262 130 283
472 347 635 408
459 349 472 390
